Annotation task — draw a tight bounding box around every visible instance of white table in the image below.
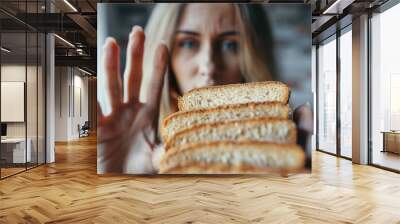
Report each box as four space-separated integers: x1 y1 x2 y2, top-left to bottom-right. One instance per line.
1 138 31 163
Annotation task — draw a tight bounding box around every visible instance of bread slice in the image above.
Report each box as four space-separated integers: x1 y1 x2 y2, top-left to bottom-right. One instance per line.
161 102 290 143
159 141 305 174
178 81 290 111
165 118 297 150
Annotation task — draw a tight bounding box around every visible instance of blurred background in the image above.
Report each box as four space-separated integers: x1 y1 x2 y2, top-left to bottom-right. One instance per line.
97 3 312 115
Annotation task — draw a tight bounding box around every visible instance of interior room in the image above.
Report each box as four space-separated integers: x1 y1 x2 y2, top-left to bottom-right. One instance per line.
0 0 399 223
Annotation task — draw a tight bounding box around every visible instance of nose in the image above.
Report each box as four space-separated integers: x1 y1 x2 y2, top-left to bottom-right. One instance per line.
198 43 216 85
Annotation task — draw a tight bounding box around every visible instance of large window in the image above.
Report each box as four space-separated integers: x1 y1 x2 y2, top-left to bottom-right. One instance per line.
370 3 400 171
317 36 337 154
316 26 353 159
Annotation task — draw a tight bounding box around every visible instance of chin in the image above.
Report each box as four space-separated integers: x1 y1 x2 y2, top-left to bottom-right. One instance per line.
192 84 206 90
193 82 216 89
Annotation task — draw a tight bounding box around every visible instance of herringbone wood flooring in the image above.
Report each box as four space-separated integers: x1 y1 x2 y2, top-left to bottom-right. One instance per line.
1 135 400 224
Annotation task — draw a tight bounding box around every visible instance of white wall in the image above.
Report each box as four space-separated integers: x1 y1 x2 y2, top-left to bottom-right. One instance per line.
54 67 89 141
55 67 69 141
72 73 89 138
1 66 26 138
1 65 39 137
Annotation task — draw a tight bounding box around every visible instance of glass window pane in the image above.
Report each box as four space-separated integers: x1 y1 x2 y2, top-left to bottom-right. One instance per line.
1 31 27 177
340 29 352 158
27 31 38 169
318 37 337 154
26 0 40 168
371 3 400 171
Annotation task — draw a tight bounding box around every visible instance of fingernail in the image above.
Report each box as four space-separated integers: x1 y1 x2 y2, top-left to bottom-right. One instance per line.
132 25 143 34
103 38 110 50
105 37 114 43
104 37 115 48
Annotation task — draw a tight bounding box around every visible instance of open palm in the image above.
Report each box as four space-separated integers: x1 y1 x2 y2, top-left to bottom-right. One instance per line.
97 26 168 174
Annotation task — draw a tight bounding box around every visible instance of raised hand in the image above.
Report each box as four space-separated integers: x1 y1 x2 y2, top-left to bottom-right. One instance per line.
97 26 168 174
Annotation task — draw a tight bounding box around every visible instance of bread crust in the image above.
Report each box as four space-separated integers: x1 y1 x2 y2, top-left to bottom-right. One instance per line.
163 140 304 161
165 117 297 150
160 164 305 174
178 81 290 111
161 101 290 143
159 141 305 174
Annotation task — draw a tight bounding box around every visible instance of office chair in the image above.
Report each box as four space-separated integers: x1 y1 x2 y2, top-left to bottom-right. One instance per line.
78 121 90 138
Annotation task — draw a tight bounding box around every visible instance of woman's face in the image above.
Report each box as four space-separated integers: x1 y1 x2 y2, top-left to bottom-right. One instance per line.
171 4 243 94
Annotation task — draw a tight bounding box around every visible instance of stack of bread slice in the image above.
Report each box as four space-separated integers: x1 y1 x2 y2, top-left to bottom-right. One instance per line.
159 81 305 174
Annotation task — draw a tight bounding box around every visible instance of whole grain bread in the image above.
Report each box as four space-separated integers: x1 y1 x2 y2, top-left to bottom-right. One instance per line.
159 141 305 174
178 81 290 111
161 102 290 143
165 118 297 151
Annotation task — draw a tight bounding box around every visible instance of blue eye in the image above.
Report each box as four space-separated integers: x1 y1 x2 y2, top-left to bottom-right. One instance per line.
179 39 197 49
221 40 238 53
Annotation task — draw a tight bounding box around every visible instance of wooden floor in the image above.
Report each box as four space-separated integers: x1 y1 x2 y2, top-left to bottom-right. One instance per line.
1 167 26 178
1 163 43 178
1 136 400 223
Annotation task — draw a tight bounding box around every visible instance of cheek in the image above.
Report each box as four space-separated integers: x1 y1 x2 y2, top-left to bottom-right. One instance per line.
171 53 198 93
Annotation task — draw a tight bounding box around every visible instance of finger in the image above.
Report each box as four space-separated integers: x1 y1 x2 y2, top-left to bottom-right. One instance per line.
97 101 104 117
124 26 145 104
97 101 104 125
103 37 122 111
293 104 313 133
146 43 168 110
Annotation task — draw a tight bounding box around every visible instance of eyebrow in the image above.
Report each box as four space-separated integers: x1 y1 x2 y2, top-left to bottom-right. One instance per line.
176 30 239 37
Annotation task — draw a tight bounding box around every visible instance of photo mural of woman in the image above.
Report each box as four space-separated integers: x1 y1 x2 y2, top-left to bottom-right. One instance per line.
97 3 312 174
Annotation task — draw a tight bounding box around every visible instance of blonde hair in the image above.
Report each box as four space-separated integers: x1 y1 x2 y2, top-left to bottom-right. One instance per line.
140 3 275 142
